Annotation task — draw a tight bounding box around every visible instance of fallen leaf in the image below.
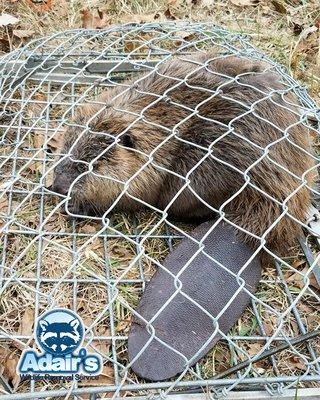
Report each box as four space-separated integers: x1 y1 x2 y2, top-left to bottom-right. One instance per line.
29 131 45 173
292 22 304 36
80 223 99 234
167 0 183 4
19 308 34 336
116 319 131 333
33 132 45 149
0 346 10 367
291 258 306 269
173 30 195 40
44 169 54 188
287 266 319 290
263 312 278 336
287 271 304 289
81 8 109 29
200 0 215 5
5 354 20 387
271 0 287 14
120 13 164 24
84 238 104 259
230 0 259 5
164 8 176 20
299 26 318 40
292 356 306 371
124 32 155 53
111 243 132 260
246 342 262 357
0 13 19 27
13 29 35 39
0 191 9 226
298 301 313 314
0 193 8 212
92 339 110 355
47 130 65 153
25 0 53 12
84 365 114 386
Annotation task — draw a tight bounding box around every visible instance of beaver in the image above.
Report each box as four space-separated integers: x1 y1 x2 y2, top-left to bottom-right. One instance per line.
52 53 315 255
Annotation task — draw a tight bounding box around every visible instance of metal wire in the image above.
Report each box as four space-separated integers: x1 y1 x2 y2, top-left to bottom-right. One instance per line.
0 22 319 399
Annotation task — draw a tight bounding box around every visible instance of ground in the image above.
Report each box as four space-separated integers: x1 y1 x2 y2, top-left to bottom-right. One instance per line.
0 0 320 397
0 0 319 101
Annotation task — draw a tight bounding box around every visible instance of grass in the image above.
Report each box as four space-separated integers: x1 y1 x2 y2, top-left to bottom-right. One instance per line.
0 0 320 396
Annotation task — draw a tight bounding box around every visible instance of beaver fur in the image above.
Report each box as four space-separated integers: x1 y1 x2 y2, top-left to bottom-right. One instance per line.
53 54 315 254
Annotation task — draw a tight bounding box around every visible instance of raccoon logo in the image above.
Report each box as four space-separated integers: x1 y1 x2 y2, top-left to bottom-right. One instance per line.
18 308 102 376
36 309 83 356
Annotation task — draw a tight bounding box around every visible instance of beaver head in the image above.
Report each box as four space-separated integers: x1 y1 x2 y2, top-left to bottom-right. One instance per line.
52 106 177 217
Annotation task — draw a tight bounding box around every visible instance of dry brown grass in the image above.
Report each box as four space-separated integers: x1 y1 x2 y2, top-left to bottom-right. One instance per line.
1 0 319 99
0 0 320 397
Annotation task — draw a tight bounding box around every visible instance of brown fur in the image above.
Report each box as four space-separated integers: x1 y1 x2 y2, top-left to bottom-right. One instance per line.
53 54 315 255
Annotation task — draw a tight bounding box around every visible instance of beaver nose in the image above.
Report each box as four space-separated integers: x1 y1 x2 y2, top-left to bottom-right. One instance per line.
52 177 70 196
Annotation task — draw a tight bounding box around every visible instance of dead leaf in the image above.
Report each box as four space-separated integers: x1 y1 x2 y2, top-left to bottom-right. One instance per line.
164 8 176 20
298 301 313 314
292 22 304 36
85 365 114 386
19 308 34 336
47 130 64 153
173 29 193 39
84 238 104 259
287 267 319 290
13 29 35 39
44 169 54 188
299 25 318 39
81 8 109 29
292 356 306 371
80 223 99 234
0 185 9 228
116 319 131 333
0 13 19 26
92 339 110 356
271 0 287 14
111 243 132 260
90 238 104 252
246 342 263 357
0 346 10 367
263 312 278 336
29 132 45 173
291 258 306 269
230 0 259 5
25 0 53 12
33 132 45 149
0 193 8 216
200 0 215 5
120 13 164 24
5 354 20 387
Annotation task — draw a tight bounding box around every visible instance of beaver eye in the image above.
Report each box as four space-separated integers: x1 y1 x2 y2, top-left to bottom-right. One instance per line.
120 133 135 149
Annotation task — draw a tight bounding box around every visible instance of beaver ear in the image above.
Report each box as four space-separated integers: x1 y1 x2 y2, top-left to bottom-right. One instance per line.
120 133 135 149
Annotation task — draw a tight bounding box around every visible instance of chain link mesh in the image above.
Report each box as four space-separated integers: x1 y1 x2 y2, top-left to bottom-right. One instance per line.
0 22 320 399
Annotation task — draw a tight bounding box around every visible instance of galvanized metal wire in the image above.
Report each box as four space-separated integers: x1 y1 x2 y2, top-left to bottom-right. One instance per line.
0 22 320 399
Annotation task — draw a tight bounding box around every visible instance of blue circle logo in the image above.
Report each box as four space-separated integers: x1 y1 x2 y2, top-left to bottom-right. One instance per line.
36 309 84 356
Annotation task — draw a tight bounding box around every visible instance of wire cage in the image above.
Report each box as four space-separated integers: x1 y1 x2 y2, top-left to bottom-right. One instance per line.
0 21 320 399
